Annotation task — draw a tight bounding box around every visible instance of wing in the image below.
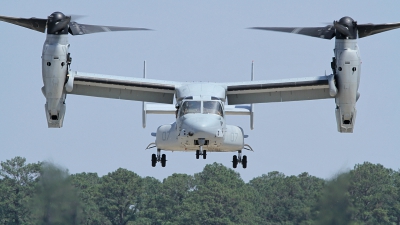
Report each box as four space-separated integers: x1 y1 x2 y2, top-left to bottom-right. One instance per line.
225 76 333 105
67 71 179 104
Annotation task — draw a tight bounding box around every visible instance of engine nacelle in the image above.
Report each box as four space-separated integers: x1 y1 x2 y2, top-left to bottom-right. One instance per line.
42 34 69 128
334 39 361 133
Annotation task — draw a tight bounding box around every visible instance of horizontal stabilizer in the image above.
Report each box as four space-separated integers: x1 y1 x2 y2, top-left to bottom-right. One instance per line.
224 105 251 115
145 104 176 114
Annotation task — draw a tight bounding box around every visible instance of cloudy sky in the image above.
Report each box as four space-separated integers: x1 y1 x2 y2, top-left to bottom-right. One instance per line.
1 1 399 181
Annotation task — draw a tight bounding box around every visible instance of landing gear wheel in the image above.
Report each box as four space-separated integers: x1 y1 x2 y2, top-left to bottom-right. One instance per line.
196 150 200 159
161 154 166 167
242 155 247 169
151 154 157 167
203 150 207 159
232 155 238 168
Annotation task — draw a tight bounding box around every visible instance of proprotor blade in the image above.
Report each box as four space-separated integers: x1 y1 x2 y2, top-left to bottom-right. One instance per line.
249 25 335 39
0 15 47 33
68 14 86 21
357 22 400 38
68 22 151 35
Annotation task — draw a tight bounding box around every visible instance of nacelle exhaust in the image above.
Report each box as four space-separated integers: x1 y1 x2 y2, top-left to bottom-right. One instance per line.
335 106 356 133
45 101 66 128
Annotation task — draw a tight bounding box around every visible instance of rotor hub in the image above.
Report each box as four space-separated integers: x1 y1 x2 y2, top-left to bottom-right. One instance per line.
335 16 357 39
47 12 69 35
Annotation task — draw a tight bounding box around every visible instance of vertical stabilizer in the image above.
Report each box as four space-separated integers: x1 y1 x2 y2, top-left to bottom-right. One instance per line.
250 61 255 130
142 61 147 128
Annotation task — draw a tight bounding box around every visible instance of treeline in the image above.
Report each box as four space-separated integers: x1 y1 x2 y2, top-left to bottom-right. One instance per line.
0 157 399 225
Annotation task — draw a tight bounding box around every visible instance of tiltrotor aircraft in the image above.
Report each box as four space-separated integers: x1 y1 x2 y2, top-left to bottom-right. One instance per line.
1 13 400 169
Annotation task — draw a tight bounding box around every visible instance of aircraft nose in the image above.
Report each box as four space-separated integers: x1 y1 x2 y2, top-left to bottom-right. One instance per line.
182 115 222 138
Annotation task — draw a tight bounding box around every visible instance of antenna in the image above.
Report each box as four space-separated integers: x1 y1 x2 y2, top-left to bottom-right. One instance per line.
143 60 146 78
251 60 254 81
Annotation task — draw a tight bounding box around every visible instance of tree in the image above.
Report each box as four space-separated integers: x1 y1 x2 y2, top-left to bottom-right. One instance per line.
70 172 111 225
179 163 258 225
249 171 324 225
160 173 195 223
0 156 41 224
133 176 164 224
391 170 400 224
98 168 142 225
349 162 397 224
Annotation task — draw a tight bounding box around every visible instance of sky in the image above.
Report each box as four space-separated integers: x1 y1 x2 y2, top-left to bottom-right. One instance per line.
1 1 400 182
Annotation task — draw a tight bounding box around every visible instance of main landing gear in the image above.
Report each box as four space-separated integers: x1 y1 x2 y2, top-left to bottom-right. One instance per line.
151 149 166 167
232 150 247 169
195 145 207 159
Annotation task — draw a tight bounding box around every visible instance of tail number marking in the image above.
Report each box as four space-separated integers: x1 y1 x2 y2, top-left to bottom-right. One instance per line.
162 132 170 141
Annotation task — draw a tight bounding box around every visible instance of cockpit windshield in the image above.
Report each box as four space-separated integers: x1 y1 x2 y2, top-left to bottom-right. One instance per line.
203 101 223 116
178 100 223 117
179 101 201 117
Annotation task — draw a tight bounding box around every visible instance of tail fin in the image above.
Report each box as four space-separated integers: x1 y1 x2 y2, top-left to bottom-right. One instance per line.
250 61 255 130
142 61 146 128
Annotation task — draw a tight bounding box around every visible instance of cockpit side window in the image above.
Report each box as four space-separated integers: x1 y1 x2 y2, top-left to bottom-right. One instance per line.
203 101 223 116
179 101 201 117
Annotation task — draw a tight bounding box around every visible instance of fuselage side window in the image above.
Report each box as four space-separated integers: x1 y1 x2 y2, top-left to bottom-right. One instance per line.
179 101 201 117
203 101 223 116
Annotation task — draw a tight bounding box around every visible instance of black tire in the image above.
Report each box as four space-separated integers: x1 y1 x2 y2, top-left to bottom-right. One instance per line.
161 154 166 167
196 150 200 159
232 155 238 168
151 154 157 167
203 150 207 159
242 155 247 169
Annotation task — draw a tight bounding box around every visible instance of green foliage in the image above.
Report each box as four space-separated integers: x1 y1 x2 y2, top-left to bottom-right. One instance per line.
0 156 41 224
1 157 400 225
349 162 398 224
70 172 111 225
98 168 142 225
178 163 258 225
133 176 164 224
249 171 324 225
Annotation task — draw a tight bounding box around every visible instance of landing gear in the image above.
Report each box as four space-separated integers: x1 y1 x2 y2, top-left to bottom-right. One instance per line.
151 149 167 167
161 154 166 167
232 155 238 168
195 146 207 159
151 154 157 167
242 155 247 169
232 150 247 169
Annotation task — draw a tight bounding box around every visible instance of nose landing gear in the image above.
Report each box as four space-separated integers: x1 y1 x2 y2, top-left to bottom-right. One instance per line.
195 148 207 159
195 139 207 159
232 150 248 169
151 149 167 167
